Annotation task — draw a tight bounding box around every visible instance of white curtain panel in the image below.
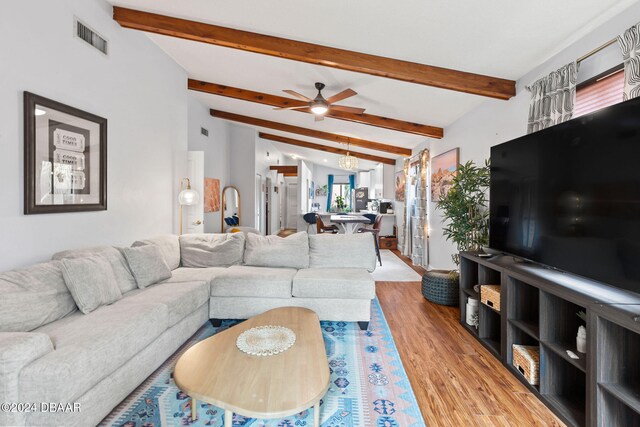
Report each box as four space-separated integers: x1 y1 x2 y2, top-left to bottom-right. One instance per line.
617 22 640 101
526 62 578 134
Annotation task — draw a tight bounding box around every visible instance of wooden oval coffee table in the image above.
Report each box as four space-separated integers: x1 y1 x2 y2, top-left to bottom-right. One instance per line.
174 307 330 427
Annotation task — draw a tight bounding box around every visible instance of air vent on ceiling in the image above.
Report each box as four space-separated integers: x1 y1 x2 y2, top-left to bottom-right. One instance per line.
201 127 209 137
75 19 108 55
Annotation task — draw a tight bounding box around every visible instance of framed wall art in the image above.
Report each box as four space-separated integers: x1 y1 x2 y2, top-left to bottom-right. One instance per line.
430 148 459 202
24 92 107 214
394 170 406 202
204 178 221 213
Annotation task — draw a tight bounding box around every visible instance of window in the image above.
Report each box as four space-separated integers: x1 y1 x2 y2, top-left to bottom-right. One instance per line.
331 183 351 210
574 65 625 118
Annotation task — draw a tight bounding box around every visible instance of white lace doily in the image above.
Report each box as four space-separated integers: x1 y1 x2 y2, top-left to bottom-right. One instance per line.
236 325 296 356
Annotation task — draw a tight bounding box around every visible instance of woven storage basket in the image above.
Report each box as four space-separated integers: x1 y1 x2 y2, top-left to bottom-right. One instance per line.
422 270 459 306
480 285 501 311
513 345 540 385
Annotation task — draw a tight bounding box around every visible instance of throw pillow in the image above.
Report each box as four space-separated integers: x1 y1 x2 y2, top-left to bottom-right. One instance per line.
52 246 138 294
131 235 181 270
180 233 245 268
122 245 172 289
0 261 77 332
60 255 122 314
244 231 310 269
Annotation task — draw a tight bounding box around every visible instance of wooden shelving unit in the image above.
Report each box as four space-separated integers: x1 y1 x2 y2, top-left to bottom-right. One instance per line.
459 252 640 427
590 303 640 427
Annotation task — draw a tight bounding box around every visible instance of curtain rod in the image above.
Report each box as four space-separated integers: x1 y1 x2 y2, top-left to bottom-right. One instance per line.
577 38 617 63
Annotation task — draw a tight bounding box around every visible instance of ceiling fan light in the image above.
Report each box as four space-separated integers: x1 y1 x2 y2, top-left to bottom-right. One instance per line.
310 101 328 115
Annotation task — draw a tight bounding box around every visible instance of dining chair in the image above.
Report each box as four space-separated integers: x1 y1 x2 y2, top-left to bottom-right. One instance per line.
316 214 339 234
302 213 317 233
362 213 378 229
357 214 382 266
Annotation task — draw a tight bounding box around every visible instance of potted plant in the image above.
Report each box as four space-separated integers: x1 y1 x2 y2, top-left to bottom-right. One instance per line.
335 195 347 212
436 159 491 267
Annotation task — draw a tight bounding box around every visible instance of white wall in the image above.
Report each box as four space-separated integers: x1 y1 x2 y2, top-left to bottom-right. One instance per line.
382 164 395 200
0 0 187 270
227 124 256 227
425 2 640 270
187 95 230 233
255 137 285 234
296 160 314 230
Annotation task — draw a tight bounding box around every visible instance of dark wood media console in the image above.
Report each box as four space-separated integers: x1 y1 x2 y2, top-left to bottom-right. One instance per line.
459 252 640 427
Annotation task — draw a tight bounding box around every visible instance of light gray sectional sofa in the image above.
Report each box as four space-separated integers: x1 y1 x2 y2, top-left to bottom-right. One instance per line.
0 231 376 426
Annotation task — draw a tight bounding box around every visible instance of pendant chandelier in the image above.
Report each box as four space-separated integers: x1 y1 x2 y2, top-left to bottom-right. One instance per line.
338 143 359 170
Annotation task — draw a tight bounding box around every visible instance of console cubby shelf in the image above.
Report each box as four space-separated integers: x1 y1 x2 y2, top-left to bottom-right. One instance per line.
459 252 640 427
590 303 640 426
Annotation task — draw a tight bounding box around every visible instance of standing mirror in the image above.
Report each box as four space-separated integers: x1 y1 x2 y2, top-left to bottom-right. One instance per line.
221 186 240 231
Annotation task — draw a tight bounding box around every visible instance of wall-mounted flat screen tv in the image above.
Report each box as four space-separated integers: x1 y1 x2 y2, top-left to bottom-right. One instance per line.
490 96 640 294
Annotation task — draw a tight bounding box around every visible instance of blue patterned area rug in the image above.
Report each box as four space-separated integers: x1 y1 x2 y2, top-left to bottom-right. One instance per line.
100 300 425 427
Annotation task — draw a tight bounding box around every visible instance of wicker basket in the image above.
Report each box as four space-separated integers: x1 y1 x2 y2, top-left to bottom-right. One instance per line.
513 345 540 385
422 270 459 306
480 285 501 311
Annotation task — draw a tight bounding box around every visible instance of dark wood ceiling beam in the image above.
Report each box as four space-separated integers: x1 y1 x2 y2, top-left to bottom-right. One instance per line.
191 80 443 138
210 110 411 156
259 133 396 166
113 7 515 100
269 165 297 176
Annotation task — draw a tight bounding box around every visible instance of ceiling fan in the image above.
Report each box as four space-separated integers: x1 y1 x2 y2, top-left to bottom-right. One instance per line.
276 82 365 121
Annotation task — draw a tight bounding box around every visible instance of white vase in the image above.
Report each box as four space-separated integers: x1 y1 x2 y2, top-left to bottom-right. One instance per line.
576 326 587 353
466 298 479 326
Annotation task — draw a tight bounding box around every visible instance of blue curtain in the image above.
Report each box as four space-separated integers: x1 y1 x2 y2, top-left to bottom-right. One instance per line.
349 174 356 208
326 174 334 212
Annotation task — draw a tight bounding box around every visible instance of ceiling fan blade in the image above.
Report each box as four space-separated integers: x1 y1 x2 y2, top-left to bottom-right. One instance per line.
273 105 310 111
314 115 324 122
330 105 366 115
326 88 357 104
283 90 313 102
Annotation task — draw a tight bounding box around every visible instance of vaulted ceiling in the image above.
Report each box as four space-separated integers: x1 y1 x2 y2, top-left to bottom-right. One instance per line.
108 0 634 169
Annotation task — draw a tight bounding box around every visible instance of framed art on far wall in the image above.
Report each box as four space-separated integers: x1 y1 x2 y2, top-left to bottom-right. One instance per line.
394 170 405 202
24 92 107 214
204 178 220 213
430 148 459 202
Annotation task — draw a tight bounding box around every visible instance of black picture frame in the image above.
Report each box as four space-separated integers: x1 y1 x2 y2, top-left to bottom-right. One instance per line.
24 92 107 214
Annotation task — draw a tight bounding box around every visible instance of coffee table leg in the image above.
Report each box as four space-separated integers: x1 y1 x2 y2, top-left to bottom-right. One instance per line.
191 398 197 421
314 402 320 427
224 409 232 427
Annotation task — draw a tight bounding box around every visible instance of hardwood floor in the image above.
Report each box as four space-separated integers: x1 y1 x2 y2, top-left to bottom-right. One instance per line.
378 250 564 426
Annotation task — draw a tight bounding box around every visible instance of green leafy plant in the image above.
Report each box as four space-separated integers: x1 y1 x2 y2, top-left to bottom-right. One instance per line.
577 311 587 323
335 195 347 211
436 159 491 266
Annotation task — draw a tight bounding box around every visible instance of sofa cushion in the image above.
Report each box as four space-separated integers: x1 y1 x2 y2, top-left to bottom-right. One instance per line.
244 232 310 269
119 281 209 326
293 268 376 299
122 245 172 289
0 261 77 332
163 267 227 286
180 233 245 268
52 246 138 293
21 301 168 404
60 256 122 314
211 266 295 298
309 234 377 272
132 235 181 270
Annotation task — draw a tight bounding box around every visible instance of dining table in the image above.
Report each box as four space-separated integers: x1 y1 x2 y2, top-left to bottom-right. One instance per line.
330 214 371 234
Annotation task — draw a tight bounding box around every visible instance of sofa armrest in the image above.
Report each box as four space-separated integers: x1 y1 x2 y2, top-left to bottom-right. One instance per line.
0 332 53 413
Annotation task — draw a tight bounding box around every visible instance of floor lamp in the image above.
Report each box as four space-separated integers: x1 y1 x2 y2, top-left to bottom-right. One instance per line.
178 178 198 235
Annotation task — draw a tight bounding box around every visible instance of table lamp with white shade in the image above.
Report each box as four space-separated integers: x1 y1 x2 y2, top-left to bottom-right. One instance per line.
178 178 199 235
